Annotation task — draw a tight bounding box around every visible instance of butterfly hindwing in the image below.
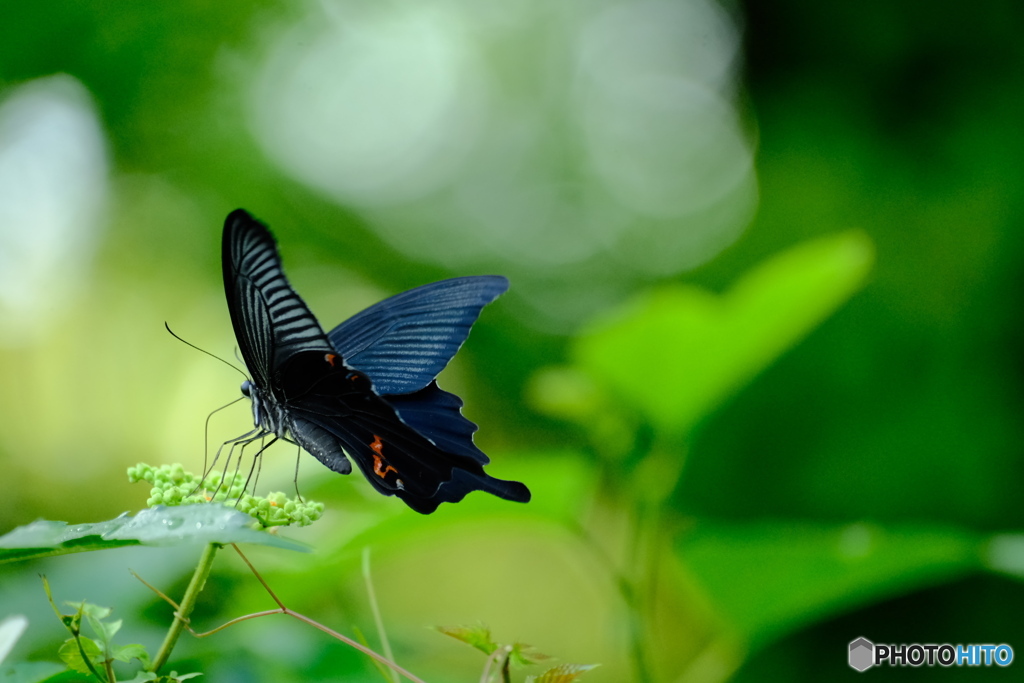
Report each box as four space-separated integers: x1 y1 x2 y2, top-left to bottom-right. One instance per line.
328 276 509 396
285 370 529 513
384 382 488 464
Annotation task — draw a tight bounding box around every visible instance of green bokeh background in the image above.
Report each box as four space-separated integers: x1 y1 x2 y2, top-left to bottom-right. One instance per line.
2 1 1024 681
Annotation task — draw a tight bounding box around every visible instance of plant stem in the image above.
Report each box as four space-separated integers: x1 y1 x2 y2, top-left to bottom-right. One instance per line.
230 545 430 683
479 645 510 683
103 657 117 682
363 547 399 683
501 649 512 683
285 610 430 683
581 471 656 683
149 542 220 673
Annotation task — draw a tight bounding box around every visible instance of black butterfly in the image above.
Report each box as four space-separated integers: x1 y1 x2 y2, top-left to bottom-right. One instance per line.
221 209 530 514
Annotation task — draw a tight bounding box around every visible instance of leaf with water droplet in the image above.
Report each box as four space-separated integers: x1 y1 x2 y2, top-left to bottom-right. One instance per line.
0 505 309 564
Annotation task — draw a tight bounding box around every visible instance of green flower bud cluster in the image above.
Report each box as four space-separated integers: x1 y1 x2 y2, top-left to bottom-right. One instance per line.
127 463 325 527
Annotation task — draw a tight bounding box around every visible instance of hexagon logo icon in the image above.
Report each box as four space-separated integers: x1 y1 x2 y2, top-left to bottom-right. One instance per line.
849 637 874 671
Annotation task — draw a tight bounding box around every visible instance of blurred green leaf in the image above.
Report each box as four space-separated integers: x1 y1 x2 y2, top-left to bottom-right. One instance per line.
679 521 981 648
573 232 874 436
56 636 101 675
981 534 1024 580
0 505 309 564
435 624 497 655
122 671 204 683
110 643 150 668
81 606 119 654
527 367 609 424
350 626 392 683
330 451 595 556
508 642 552 667
527 369 637 461
497 452 598 521
525 663 600 682
76 605 110 622
0 661 66 683
0 615 28 667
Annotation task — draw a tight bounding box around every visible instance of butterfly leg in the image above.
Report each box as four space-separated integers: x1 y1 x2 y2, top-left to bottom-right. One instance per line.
235 436 278 507
250 441 266 497
193 427 264 499
227 433 258 500
287 438 305 503
201 396 246 488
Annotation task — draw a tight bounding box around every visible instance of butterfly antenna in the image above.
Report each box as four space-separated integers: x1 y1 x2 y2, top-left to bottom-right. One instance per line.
164 322 248 379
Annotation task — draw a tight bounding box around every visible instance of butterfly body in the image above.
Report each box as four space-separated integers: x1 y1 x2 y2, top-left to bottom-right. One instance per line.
222 209 530 513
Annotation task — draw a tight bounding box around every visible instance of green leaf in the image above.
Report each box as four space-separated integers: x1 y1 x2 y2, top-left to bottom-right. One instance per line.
525 663 600 682
34 672 90 683
679 521 980 648
78 605 118 651
92 618 121 649
351 626 392 683
436 625 498 656
508 643 552 667
0 615 28 666
77 605 111 621
0 505 309 564
57 636 102 675
41 579 80 635
573 231 874 437
122 670 201 683
124 672 203 682
121 673 158 683
110 643 151 668
0 661 67 683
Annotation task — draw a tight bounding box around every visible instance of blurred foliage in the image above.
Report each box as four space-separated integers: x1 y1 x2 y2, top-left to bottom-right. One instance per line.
2 0 1024 682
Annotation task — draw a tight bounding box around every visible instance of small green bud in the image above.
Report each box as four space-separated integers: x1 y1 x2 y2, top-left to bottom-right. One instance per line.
128 462 325 528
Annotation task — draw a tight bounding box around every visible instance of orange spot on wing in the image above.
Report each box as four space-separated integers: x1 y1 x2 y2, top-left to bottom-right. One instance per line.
325 353 338 367
370 435 398 479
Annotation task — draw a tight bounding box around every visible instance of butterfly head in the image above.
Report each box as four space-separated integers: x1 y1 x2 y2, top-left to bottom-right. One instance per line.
241 378 287 436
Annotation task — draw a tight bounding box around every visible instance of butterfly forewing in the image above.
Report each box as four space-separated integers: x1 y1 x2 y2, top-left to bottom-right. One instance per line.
223 210 338 394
